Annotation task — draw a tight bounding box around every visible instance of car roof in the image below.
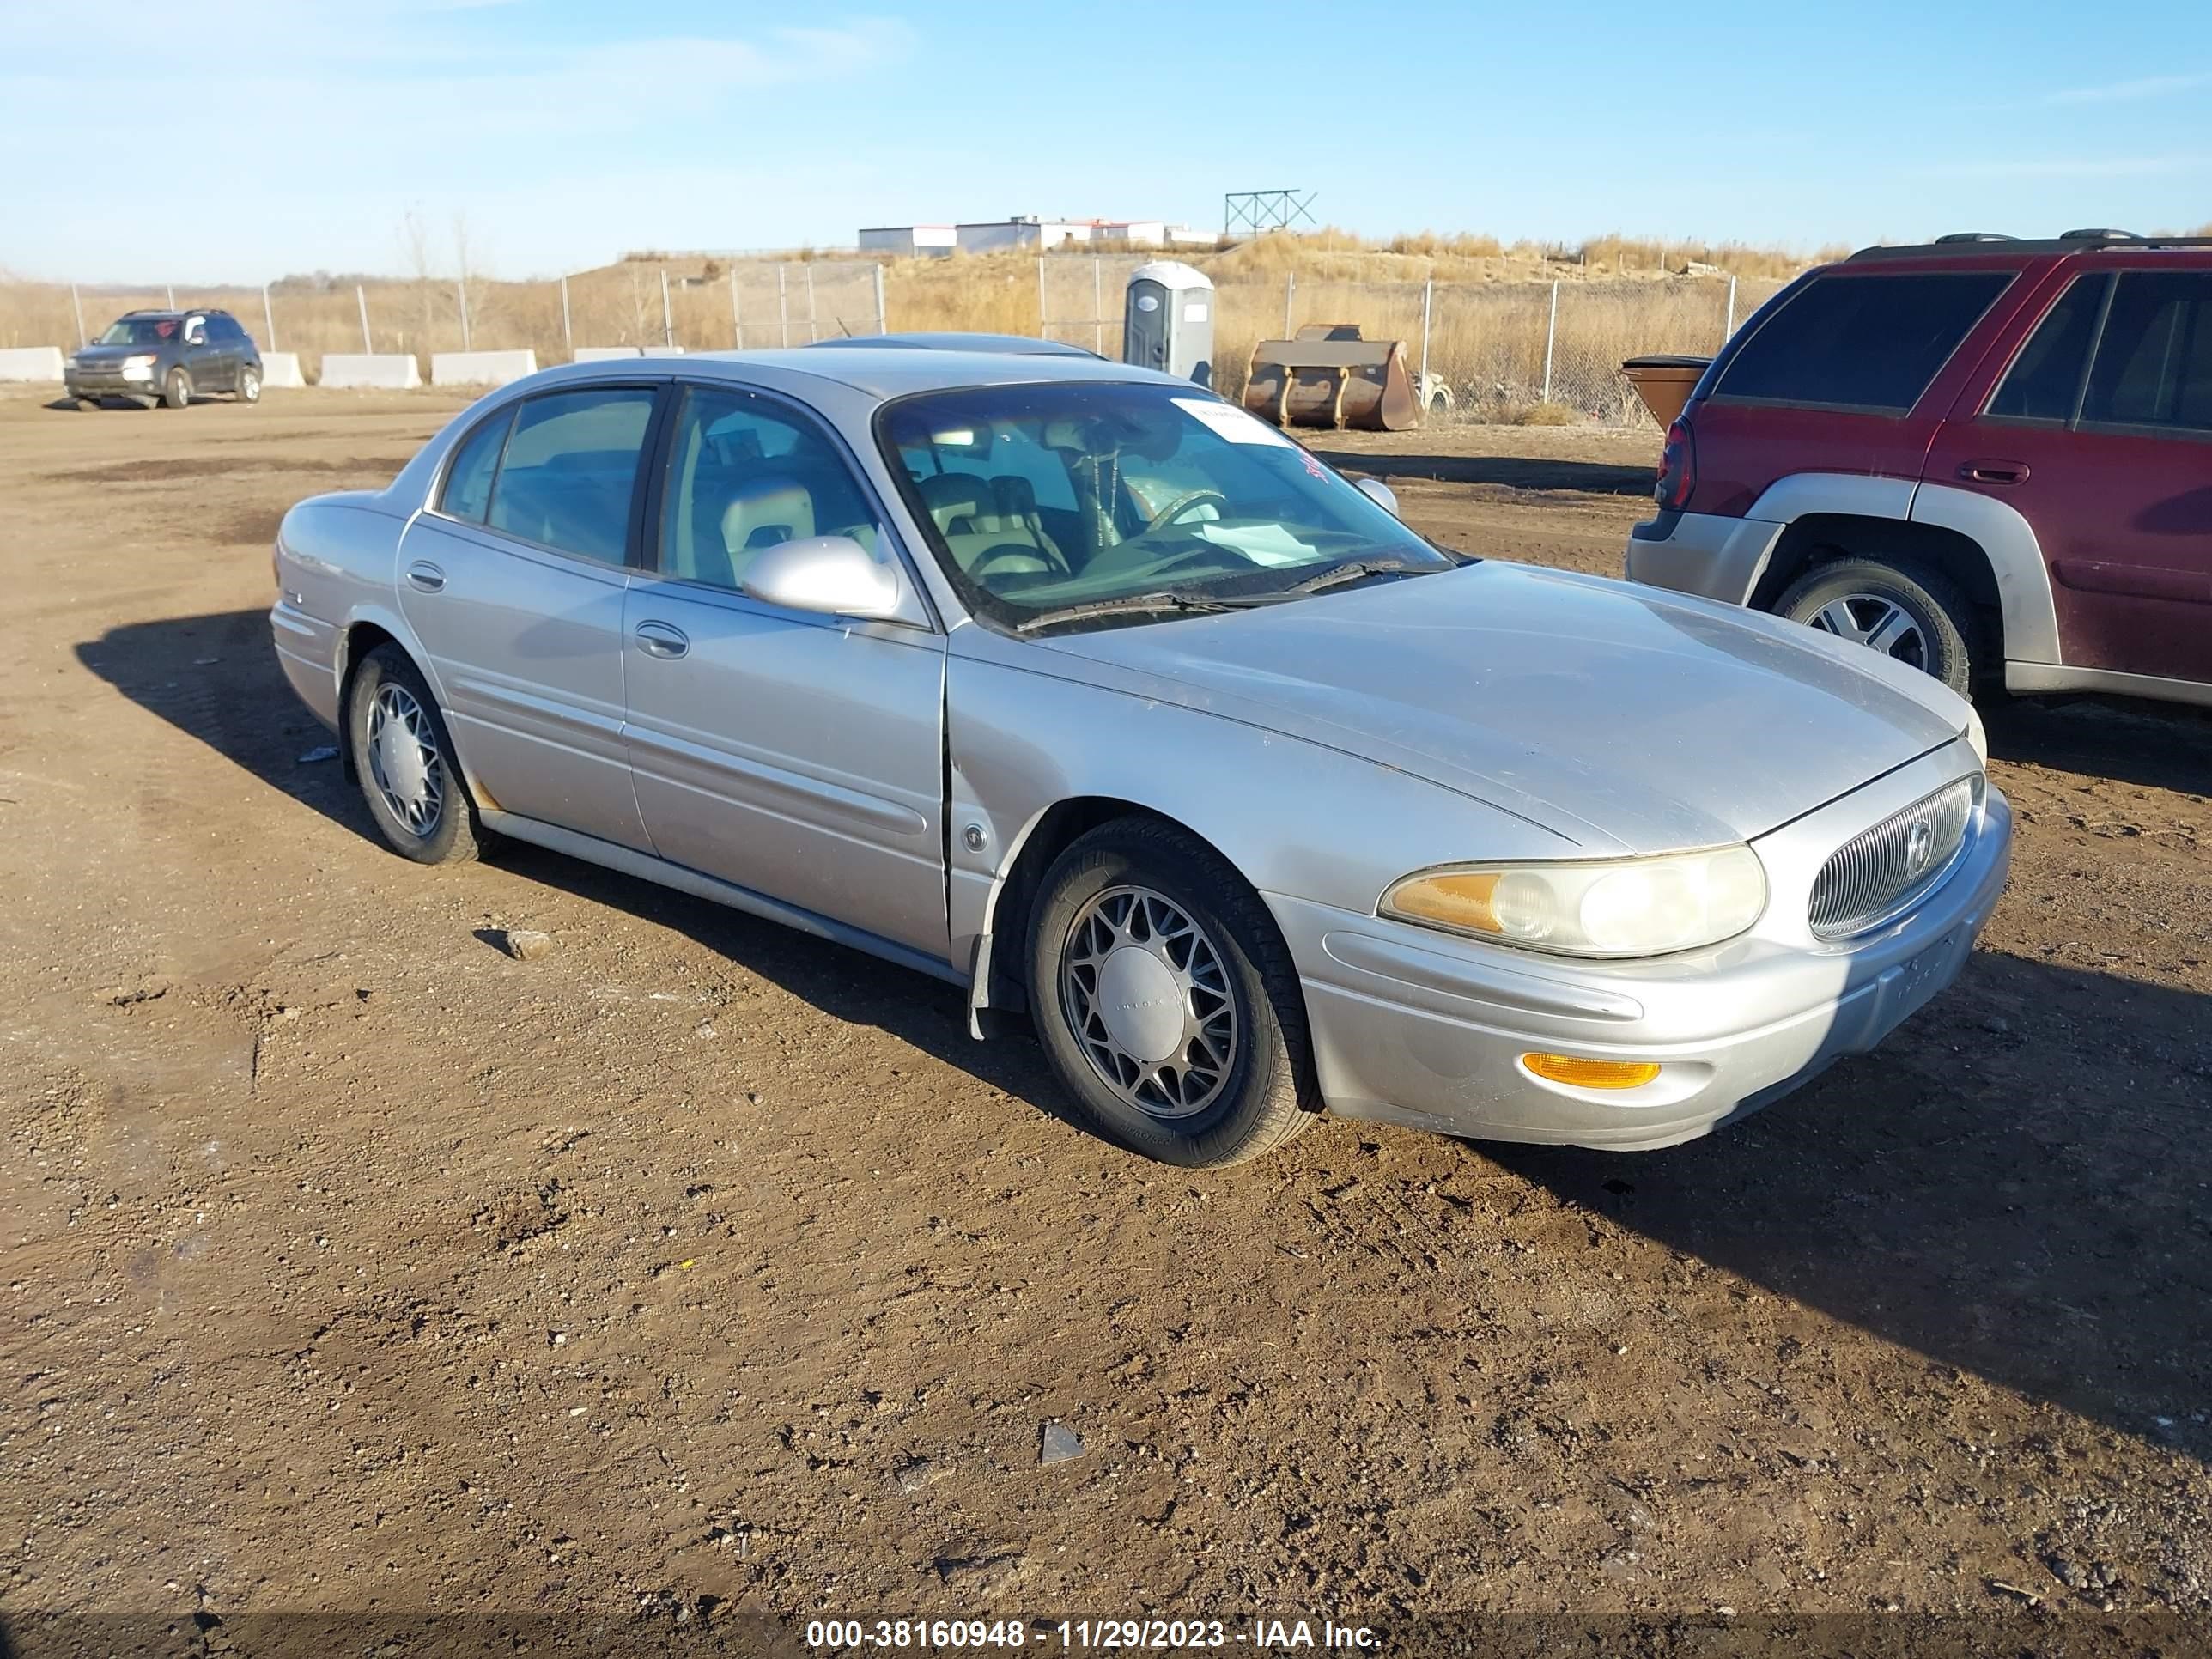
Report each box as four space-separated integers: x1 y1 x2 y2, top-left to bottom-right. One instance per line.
805 331 1103 359
117 307 231 319
1844 231 2212 264
611 347 1184 399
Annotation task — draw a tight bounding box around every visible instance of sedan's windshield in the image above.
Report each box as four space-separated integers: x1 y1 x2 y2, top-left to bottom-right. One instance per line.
97 317 180 345
877 381 1453 632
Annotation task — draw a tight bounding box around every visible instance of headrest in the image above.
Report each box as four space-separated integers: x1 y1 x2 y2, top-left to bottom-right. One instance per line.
915 471 990 529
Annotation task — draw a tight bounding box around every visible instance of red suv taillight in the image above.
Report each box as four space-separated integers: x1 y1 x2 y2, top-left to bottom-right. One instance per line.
1656 416 1697 511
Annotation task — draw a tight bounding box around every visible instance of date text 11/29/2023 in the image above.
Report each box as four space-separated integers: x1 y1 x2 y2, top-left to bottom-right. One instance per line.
803 1618 1382 1650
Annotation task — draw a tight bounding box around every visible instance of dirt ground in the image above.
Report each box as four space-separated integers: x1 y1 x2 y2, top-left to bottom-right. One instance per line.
3 386 2209 1653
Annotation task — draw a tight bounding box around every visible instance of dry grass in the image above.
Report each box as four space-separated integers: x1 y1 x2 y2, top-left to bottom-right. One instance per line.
1 228 1821 424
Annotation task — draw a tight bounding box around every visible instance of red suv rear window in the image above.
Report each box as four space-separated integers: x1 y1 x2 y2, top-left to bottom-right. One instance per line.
1713 271 2013 414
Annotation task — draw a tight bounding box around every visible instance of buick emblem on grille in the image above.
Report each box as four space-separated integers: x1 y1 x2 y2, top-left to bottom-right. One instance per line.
1905 816 1935 876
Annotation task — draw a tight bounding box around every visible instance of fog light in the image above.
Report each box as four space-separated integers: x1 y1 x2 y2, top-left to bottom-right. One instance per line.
1522 1053 1662 1090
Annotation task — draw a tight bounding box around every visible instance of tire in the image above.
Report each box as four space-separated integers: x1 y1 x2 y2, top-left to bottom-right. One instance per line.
161 367 192 410
1025 817 1319 1167
235 364 261 404
345 644 480 865
1775 556 1978 697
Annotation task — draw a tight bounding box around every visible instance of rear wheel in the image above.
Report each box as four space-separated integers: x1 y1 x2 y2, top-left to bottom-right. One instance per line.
1026 818 1318 1166
161 367 192 410
1776 556 1978 697
345 645 480 865
235 364 261 404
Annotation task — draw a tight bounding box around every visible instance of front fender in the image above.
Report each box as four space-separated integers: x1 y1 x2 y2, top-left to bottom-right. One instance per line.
946 653 1589 993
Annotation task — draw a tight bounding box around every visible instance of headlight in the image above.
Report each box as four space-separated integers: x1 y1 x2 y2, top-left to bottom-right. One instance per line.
1381 846 1768 958
120 354 156 380
1963 705 1988 769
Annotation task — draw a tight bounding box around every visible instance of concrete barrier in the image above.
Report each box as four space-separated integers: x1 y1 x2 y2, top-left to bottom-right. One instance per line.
639 345 688 357
321 354 422 390
572 345 643 362
431 349 538 387
0 346 67 382
259 352 307 389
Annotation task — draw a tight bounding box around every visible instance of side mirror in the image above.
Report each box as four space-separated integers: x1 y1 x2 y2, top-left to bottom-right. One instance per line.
740 534 904 620
1354 476 1399 516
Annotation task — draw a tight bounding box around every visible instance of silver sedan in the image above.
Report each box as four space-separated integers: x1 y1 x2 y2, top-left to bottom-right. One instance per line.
270 349 2011 1166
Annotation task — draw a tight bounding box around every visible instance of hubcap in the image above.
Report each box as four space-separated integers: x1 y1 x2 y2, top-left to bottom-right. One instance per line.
365 683 444 836
1060 885 1237 1121
1808 594 1929 672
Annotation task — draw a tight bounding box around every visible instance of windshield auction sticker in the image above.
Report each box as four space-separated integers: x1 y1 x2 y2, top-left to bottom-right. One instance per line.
1171 397 1295 447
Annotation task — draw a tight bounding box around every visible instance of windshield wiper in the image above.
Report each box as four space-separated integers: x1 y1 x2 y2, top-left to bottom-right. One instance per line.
1275 557 1438 597
1012 590 1243 635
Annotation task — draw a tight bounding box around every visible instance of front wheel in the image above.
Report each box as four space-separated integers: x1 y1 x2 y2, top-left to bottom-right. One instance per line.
1026 818 1318 1166
161 367 192 410
235 364 261 404
345 644 480 865
1775 556 1978 697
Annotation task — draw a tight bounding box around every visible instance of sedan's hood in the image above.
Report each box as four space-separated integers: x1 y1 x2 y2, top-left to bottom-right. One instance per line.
1035 562 1966 854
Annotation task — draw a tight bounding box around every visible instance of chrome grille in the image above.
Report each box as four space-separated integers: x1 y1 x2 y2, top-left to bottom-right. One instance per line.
1808 776 1978 939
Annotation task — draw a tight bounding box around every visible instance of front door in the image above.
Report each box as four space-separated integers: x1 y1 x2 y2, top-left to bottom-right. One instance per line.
621 382 948 957
397 382 661 849
1929 265 2212 684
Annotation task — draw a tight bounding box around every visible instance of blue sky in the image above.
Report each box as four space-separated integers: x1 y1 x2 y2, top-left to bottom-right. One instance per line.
7 0 2211 283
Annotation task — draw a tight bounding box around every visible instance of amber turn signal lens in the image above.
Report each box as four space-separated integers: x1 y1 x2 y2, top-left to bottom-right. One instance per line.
1383 870 1504 933
1522 1053 1662 1090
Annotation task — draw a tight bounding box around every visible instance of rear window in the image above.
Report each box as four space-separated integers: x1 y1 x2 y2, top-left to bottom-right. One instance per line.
2079 270 2212 433
1988 274 2110 422
1715 271 2012 413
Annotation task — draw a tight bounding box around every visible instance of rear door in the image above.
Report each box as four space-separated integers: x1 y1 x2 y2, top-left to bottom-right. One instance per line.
1929 262 2212 683
621 380 948 957
397 382 663 849
1685 264 2031 516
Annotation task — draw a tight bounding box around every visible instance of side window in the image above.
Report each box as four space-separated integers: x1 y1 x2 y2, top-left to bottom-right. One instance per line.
439 408 514 524
2080 271 2212 433
215 316 244 342
1987 275 2109 422
1715 272 2012 412
659 386 880 591
486 386 656 562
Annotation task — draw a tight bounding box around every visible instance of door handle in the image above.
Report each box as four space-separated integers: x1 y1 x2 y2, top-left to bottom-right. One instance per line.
404 561 446 592
634 620 690 659
1959 459 2030 486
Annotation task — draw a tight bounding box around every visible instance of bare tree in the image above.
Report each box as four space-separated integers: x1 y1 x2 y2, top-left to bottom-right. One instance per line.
398 208 434 349
452 213 481 350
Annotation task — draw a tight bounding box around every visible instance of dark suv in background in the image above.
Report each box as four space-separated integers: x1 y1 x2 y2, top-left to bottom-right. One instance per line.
65 308 264 410
1626 231 2212 709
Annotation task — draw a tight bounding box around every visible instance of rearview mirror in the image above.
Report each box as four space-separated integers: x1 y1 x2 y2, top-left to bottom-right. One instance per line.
1354 477 1399 516
740 534 904 620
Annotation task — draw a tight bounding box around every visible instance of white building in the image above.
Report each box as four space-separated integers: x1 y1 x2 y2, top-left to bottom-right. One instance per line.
955 216 1095 254
860 216 1216 257
858 223 957 257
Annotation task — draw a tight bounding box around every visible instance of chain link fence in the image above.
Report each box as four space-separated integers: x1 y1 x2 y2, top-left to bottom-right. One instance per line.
3 255 1786 426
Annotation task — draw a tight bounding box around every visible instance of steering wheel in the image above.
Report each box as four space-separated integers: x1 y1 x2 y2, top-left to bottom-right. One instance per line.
1143 489 1231 535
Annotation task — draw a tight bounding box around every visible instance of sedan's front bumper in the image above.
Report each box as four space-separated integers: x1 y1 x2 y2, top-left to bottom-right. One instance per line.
1270 774 2011 1151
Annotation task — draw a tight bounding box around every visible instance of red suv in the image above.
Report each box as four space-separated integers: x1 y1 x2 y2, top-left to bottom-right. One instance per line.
1626 231 2212 708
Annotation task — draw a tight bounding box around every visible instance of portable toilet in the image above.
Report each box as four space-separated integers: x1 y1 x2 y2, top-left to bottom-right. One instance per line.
1123 261 1214 386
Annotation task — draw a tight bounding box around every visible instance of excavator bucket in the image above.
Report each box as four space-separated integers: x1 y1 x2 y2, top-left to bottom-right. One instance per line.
1243 323 1422 431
